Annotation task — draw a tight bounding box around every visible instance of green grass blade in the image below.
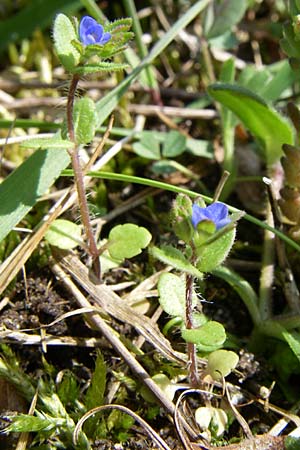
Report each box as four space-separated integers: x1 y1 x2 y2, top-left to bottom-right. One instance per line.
0 149 70 243
208 83 294 165
61 169 300 254
95 0 212 125
123 0 158 90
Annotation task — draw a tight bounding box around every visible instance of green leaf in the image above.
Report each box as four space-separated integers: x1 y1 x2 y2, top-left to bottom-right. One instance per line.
21 137 73 149
44 219 82 250
0 149 70 243
280 22 300 59
57 371 80 406
73 62 129 75
85 352 106 410
73 97 97 144
162 131 187 157
182 321 226 348
151 374 178 402
206 0 248 39
281 329 300 364
285 436 300 450
196 227 236 273
151 245 203 278
7 413 56 433
208 83 294 165
186 139 213 158
53 13 80 71
207 349 239 381
132 132 161 159
108 223 152 260
158 273 196 318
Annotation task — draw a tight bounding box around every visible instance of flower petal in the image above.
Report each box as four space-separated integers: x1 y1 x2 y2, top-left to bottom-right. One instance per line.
79 16 98 43
191 202 230 230
191 204 210 228
79 15 111 46
100 31 111 45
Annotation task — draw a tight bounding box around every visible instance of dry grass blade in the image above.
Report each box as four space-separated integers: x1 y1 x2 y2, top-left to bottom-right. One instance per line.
15 390 38 450
73 404 172 450
54 250 186 365
51 256 199 440
0 188 74 295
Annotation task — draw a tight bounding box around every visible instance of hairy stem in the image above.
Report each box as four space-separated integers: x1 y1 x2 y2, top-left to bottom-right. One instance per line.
185 272 198 387
67 74 101 279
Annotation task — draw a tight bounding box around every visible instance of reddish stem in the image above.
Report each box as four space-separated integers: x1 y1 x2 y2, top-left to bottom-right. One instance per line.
67 74 101 280
185 272 198 387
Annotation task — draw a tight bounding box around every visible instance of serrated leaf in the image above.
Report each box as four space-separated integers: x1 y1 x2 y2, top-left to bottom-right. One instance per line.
158 273 196 318
0 149 70 243
57 371 80 406
182 321 226 347
108 224 151 261
208 83 294 165
7 414 56 433
151 245 203 278
162 130 187 157
53 13 80 71
73 97 97 144
85 352 106 410
106 17 133 33
74 62 129 75
21 137 73 149
206 0 248 39
44 219 82 249
207 349 239 381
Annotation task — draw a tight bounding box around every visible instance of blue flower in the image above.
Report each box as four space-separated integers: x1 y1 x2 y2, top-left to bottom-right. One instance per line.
79 16 111 46
191 202 230 230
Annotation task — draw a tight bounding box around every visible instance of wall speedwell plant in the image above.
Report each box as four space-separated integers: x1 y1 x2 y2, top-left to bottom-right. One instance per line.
20 12 155 282
152 194 242 386
21 14 154 279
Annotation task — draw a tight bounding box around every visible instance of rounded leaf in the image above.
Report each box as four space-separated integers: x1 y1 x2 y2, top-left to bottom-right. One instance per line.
207 349 239 381
108 224 151 260
181 321 226 347
44 219 82 249
73 97 97 144
195 407 228 437
53 14 80 71
158 273 195 318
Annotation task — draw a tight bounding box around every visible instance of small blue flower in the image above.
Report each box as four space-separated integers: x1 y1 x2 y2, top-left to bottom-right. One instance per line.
79 16 111 46
191 202 230 230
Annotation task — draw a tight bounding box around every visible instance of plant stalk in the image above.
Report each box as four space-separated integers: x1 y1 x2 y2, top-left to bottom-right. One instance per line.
185 272 198 387
67 74 101 279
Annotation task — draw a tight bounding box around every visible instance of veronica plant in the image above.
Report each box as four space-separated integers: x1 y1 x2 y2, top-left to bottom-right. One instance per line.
51 13 133 279
152 194 242 386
